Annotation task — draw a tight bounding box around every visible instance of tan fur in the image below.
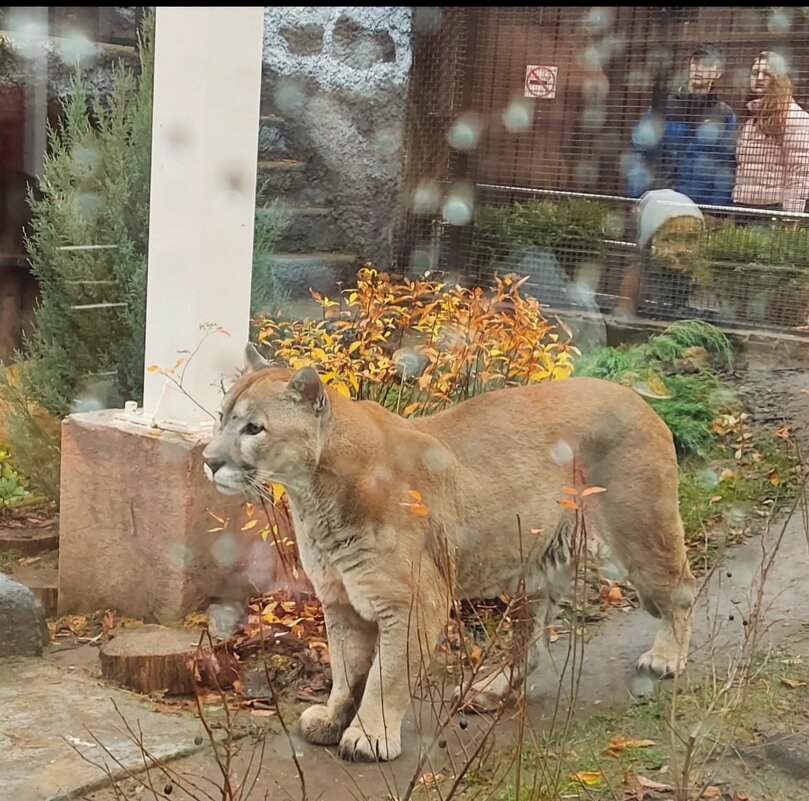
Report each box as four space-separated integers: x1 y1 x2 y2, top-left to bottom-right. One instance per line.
203 351 696 762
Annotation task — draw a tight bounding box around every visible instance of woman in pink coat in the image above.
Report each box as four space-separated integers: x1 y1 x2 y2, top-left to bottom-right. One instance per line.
733 51 809 215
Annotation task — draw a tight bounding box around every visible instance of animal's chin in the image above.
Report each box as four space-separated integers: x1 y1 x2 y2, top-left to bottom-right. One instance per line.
212 480 245 497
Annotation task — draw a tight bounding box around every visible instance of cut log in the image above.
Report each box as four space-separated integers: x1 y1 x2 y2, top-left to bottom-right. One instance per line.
99 624 204 695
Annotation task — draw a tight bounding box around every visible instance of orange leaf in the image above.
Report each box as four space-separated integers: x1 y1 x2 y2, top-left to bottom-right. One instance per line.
146 364 161 373
408 489 423 502
562 485 578 495
602 735 656 757
557 499 578 510
581 486 607 497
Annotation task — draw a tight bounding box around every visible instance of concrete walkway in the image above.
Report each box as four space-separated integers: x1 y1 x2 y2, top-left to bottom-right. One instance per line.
0 659 207 801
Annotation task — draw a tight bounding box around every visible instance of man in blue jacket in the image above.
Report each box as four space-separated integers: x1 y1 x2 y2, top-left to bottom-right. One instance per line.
625 44 736 206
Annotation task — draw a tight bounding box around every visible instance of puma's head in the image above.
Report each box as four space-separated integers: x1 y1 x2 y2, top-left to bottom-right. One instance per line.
202 344 330 496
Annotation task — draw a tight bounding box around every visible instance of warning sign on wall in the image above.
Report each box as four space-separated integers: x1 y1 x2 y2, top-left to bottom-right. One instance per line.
524 65 557 99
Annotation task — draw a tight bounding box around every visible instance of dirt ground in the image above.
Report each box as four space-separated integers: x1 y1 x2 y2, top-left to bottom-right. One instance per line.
4 350 809 801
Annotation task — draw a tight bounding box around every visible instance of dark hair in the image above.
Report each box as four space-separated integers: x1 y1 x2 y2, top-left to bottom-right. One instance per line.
690 43 724 69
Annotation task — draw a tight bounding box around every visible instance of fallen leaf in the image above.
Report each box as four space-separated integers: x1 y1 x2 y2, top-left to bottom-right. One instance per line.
633 775 674 792
775 426 791 439
702 787 722 799
781 677 808 689
603 735 656 757
417 772 445 787
572 770 604 786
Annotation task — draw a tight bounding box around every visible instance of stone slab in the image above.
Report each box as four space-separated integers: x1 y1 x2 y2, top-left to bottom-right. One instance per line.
0 658 206 801
58 410 280 624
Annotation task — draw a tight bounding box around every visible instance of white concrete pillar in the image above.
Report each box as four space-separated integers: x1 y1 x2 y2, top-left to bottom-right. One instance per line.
135 7 263 432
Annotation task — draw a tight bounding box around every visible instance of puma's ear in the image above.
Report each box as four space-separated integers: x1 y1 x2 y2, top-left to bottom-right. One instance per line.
244 342 270 372
287 367 328 417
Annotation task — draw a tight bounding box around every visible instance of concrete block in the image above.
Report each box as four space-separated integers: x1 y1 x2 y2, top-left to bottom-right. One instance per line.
0 573 49 657
58 410 280 624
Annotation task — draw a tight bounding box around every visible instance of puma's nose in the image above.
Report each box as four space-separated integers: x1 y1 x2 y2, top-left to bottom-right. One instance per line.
204 457 225 476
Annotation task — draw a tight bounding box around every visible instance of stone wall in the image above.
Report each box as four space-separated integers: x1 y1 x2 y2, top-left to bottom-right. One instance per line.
259 7 413 296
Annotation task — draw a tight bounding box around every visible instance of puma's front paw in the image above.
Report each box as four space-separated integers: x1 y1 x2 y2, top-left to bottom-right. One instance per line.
299 704 345 745
636 647 687 678
451 670 512 713
337 725 402 762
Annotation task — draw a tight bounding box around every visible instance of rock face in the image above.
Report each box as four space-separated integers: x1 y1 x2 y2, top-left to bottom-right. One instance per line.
0 573 49 657
259 7 413 297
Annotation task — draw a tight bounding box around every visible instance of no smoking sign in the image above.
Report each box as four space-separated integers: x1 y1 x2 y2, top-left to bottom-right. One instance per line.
524 65 557 99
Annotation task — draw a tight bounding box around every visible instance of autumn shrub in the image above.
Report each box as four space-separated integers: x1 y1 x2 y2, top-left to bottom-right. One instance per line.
255 265 578 415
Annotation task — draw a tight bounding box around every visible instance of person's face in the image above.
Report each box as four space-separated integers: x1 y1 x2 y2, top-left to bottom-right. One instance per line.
750 58 775 95
688 57 721 93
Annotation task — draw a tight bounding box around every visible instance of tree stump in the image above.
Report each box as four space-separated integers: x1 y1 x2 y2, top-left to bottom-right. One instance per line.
99 624 204 695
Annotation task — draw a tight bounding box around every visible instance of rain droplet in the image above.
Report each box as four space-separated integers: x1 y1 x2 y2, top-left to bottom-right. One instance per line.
502 97 533 132
442 188 473 226
447 113 482 152
71 145 102 180
56 31 97 65
211 532 238 568
275 81 307 113
412 181 440 214
550 440 573 465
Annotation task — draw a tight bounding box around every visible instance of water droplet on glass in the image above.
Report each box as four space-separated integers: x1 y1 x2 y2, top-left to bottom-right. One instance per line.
550 440 573 465
56 31 97 65
442 186 473 226
275 81 307 113
211 532 238 568
768 9 792 33
71 145 102 180
412 181 440 214
446 113 482 152
502 97 533 132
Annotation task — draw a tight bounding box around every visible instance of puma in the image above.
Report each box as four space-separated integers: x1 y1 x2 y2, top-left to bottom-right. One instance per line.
203 344 696 762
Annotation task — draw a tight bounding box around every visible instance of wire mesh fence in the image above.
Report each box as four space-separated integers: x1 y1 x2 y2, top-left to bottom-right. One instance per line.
396 6 809 333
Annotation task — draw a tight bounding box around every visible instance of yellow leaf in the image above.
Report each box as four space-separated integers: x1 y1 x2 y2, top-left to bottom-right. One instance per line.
146 365 161 373
207 511 227 525
241 519 259 531
572 770 603 786
408 489 422 502
332 381 351 398
271 483 286 504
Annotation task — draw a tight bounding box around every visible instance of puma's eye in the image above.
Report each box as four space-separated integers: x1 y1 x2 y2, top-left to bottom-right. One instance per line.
242 422 264 436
